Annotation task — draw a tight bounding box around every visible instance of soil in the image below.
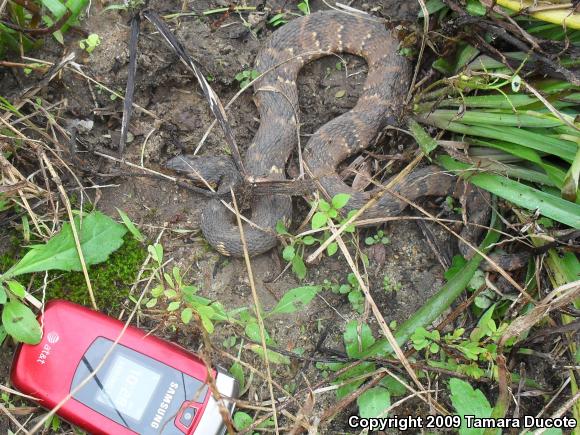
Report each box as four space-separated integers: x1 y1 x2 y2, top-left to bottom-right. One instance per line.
1 0 521 433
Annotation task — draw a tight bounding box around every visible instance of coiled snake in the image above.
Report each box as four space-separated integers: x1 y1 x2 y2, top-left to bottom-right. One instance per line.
167 10 524 269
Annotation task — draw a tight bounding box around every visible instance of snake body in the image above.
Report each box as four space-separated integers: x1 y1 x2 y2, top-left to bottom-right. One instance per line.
167 10 520 268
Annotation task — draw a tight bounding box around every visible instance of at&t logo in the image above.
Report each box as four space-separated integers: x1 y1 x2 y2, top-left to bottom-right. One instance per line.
36 331 59 365
46 332 59 344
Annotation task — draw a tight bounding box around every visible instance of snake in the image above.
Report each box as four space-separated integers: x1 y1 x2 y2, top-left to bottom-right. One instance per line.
166 10 529 270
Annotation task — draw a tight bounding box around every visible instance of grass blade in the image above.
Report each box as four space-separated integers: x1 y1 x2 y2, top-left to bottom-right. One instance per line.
439 156 580 228
422 116 577 162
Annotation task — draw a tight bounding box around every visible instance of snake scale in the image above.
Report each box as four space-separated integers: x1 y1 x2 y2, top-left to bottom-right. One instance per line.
167 10 527 270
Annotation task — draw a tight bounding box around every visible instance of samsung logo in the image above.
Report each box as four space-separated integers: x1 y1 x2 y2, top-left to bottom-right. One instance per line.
150 382 179 429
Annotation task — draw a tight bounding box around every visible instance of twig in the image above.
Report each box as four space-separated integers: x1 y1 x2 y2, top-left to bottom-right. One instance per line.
230 188 279 434
0 401 29 434
407 0 429 104
143 10 246 177
118 14 140 158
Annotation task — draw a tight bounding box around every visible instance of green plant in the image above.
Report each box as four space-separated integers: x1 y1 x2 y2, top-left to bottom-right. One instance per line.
445 255 495 309
79 33 100 53
277 193 358 279
233 411 275 433
324 272 364 313
143 245 227 334
310 193 355 255
222 285 321 368
0 0 90 55
268 1 310 27
364 229 390 246
276 221 310 279
414 52 580 228
268 13 288 27
297 0 310 15
44 415 62 432
234 69 259 89
411 304 514 380
16 235 147 312
0 211 127 343
382 274 401 292
315 320 406 419
449 378 492 435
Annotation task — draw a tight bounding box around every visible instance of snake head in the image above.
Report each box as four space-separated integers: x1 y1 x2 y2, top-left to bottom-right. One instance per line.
165 154 243 195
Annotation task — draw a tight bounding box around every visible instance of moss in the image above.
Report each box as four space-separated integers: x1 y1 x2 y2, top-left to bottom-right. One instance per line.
1 235 147 316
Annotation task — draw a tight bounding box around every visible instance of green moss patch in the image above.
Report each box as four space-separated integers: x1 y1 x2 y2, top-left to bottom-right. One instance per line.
0 235 147 316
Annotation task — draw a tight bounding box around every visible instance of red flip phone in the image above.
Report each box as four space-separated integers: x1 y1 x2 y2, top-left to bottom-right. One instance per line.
10 300 238 434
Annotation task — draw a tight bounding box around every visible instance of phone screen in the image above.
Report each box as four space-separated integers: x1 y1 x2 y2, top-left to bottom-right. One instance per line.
96 354 161 420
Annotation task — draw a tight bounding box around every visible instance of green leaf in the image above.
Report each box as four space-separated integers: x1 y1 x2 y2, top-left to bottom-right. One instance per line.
196 305 215 333
2 301 42 344
344 321 375 358
357 387 391 418
466 0 486 16
336 362 376 399
245 322 271 344
311 212 327 230
291 254 307 279
151 285 164 297
427 119 576 162
331 193 351 210
449 378 492 435
275 220 289 235
246 344 290 365
167 301 181 312
326 242 338 256
163 273 175 290
297 0 309 15
41 0 67 18
418 0 446 17
409 119 438 156
148 243 164 264
145 297 157 308
181 308 193 324
282 245 295 262
318 200 331 212
116 208 145 242
6 280 26 298
468 269 485 291
268 13 286 25
103 3 129 11
233 411 253 431
445 255 468 280
269 286 320 315
229 362 245 391
380 376 407 396
0 284 6 304
4 211 127 279
562 144 580 202
302 235 316 245
439 156 580 228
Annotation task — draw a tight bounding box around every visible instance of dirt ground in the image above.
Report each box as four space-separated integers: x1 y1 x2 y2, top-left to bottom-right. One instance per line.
0 0 510 433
